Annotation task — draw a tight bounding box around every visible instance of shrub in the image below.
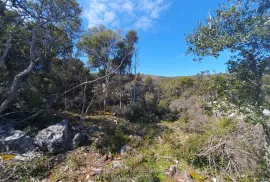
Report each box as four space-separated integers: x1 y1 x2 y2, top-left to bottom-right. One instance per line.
97 164 159 182
95 126 128 153
173 134 208 168
0 156 50 181
112 102 146 122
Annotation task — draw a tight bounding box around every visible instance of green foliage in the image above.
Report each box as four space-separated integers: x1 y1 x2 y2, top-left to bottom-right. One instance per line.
97 164 159 182
0 0 82 114
185 0 270 123
173 134 208 168
96 125 128 153
0 156 50 181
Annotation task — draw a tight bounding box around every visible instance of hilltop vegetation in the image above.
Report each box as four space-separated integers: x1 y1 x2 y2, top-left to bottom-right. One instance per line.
0 0 269 181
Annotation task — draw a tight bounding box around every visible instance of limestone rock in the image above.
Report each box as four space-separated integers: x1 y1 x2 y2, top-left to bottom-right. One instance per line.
34 120 69 153
0 126 33 153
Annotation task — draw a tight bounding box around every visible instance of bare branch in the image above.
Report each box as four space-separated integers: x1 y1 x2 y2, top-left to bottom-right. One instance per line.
61 50 134 96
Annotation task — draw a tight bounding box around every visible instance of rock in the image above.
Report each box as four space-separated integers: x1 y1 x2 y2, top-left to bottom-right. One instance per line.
165 165 178 177
174 171 192 182
111 161 122 169
14 151 42 161
72 133 89 148
86 125 101 133
263 109 270 116
0 126 33 153
90 167 103 176
112 119 118 124
34 120 69 153
120 145 134 156
165 165 192 182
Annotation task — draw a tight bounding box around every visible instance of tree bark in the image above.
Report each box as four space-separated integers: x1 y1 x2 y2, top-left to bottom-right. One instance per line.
262 123 270 171
81 79 87 116
84 97 95 116
0 31 13 62
0 22 39 114
0 60 36 114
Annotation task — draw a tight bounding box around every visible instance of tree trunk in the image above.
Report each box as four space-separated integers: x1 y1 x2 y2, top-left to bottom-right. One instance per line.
0 60 36 114
0 22 39 114
81 79 87 116
0 31 13 62
262 123 270 171
84 97 95 116
120 91 122 108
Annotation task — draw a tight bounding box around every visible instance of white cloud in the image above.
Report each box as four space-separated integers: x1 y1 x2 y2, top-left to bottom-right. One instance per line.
83 0 171 31
134 16 153 30
104 11 116 23
122 2 134 13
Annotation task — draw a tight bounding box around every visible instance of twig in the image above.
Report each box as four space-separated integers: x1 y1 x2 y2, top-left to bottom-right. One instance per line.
11 110 44 124
60 50 134 96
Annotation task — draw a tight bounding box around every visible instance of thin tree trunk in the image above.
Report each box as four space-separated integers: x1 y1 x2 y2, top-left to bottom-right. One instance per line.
0 60 37 114
0 22 39 114
120 91 122 108
262 123 270 171
81 79 87 116
0 31 13 62
84 97 95 116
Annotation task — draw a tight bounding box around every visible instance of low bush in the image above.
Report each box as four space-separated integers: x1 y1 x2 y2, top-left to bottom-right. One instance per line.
0 156 50 181
97 162 159 182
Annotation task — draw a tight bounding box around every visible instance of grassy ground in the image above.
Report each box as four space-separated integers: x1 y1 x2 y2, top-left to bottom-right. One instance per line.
40 115 208 182
1 113 268 181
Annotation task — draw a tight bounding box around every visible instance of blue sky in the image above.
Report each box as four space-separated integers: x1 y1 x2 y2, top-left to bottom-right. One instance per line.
78 0 229 76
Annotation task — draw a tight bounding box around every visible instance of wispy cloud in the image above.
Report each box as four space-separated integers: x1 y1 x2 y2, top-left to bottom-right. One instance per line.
175 53 186 59
83 0 171 31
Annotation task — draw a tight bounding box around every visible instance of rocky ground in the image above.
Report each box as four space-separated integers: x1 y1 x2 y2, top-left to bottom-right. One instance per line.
0 112 267 181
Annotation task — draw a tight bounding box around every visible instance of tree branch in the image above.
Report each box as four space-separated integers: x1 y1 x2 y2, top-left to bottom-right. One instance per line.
61 50 133 96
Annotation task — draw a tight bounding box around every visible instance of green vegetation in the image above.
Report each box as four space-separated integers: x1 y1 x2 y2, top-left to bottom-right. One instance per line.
0 0 269 181
0 156 50 181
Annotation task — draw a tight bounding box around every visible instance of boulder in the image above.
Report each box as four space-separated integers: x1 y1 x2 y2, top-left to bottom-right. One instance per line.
34 120 69 153
72 133 89 148
0 126 33 153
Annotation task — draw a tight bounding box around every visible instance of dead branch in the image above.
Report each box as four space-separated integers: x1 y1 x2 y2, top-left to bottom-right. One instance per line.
61 50 134 96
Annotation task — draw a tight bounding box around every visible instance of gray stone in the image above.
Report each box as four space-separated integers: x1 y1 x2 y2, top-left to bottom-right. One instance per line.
120 145 133 156
90 167 103 176
165 165 178 177
87 125 101 133
34 120 69 153
0 126 33 153
14 151 42 161
111 161 122 169
72 133 89 148
165 165 192 182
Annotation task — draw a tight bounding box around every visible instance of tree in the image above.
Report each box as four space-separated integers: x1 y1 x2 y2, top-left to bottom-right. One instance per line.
0 0 81 114
185 0 270 168
77 25 138 110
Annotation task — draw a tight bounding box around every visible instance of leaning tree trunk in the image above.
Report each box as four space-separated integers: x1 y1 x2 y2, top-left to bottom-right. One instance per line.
0 60 36 114
262 123 270 171
0 23 39 114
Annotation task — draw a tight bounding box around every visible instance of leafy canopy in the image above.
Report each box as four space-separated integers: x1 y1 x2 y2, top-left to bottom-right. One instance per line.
185 0 270 122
